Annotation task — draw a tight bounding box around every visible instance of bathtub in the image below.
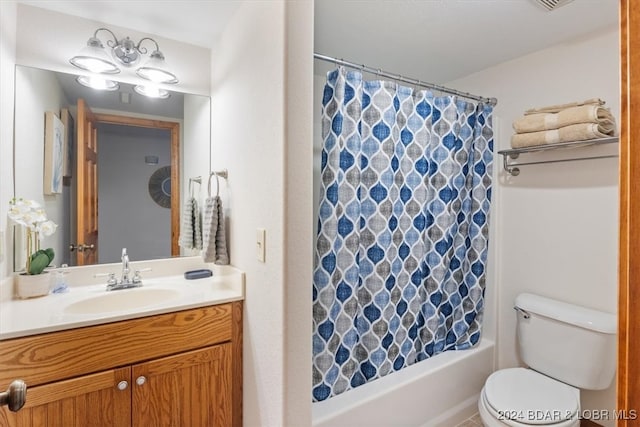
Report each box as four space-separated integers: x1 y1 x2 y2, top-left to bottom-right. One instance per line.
312 339 495 427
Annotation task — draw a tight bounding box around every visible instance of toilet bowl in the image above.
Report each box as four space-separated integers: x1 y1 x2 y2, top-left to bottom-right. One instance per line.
478 368 579 427
478 293 616 427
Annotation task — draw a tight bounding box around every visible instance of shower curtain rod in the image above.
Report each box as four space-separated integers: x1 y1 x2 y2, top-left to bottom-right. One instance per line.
314 53 498 106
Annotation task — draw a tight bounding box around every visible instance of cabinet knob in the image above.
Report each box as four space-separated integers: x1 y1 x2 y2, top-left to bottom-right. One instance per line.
136 376 146 386
0 380 27 412
117 380 128 391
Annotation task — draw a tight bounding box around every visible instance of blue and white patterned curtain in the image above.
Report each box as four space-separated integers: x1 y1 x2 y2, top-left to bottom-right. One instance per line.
312 68 494 402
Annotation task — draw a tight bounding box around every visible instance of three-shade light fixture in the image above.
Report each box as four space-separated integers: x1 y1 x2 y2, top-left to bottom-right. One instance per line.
69 28 178 99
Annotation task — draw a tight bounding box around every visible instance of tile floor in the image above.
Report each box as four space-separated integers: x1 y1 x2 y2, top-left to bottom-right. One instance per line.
455 413 483 427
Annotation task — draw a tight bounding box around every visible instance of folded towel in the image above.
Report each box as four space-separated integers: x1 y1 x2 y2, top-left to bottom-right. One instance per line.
202 195 229 265
510 122 615 149
179 197 202 251
513 105 616 134
524 98 605 115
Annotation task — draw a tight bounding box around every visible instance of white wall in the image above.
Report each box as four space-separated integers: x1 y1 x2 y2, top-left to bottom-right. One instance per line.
0 0 17 280
13 65 68 271
210 2 286 425
182 94 211 255
284 1 314 425
447 26 619 425
16 4 211 96
97 125 171 264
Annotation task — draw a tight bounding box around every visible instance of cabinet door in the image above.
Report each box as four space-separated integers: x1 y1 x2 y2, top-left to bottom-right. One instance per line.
0 367 131 427
132 344 232 427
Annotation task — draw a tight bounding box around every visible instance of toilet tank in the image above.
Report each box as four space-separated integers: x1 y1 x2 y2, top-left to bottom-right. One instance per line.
515 293 616 390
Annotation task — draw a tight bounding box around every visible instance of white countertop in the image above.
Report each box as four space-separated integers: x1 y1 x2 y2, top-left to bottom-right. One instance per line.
0 262 244 340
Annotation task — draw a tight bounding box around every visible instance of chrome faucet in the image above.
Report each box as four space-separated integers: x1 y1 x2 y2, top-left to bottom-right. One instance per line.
95 248 152 291
121 248 131 285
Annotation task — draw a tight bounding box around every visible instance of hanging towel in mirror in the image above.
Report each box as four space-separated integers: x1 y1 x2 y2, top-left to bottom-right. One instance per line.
202 195 229 265
179 197 202 250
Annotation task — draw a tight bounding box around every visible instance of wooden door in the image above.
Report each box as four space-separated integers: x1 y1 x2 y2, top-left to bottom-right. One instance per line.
132 344 232 427
76 98 99 265
0 368 131 427
618 0 640 419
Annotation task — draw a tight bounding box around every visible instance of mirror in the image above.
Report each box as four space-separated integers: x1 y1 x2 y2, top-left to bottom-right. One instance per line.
13 65 211 270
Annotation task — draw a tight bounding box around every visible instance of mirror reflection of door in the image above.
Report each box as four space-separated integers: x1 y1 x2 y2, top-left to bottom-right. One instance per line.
75 98 98 265
70 99 181 266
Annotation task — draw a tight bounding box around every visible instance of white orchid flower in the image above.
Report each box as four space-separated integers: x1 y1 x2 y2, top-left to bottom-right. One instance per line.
7 199 54 234
32 208 48 223
10 198 40 209
7 205 31 227
37 220 58 237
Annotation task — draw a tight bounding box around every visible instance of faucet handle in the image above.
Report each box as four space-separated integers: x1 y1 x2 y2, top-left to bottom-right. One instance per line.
94 272 117 286
132 268 152 284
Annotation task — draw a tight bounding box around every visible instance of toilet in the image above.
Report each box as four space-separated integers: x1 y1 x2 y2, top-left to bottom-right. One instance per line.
478 293 617 427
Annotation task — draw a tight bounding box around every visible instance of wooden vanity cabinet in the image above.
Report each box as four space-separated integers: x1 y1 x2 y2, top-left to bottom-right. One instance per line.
0 301 242 427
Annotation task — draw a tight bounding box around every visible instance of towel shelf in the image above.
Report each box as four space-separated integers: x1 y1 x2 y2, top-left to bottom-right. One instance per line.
497 137 619 176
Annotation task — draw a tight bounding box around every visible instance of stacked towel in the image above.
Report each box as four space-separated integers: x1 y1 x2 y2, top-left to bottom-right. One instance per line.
523 98 604 115
202 195 229 265
511 99 616 149
178 197 202 250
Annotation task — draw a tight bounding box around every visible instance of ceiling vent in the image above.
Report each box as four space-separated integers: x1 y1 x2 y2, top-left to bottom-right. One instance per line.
532 0 575 11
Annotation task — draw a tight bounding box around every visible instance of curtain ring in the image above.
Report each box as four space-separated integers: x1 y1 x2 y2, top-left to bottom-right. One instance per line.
207 172 220 197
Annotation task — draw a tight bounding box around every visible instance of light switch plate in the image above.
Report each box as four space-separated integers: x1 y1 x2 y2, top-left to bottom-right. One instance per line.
257 228 266 262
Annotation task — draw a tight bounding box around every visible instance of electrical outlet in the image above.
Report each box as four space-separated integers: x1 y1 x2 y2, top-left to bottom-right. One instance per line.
257 228 266 262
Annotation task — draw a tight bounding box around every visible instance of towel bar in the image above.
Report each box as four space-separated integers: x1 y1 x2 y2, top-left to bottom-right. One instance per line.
211 169 228 180
497 136 619 176
208 169 228 197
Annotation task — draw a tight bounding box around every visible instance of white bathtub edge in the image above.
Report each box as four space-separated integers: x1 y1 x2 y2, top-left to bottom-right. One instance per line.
312 339 495 427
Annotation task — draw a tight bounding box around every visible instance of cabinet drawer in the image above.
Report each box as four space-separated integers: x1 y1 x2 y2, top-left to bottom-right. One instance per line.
0 304 233 387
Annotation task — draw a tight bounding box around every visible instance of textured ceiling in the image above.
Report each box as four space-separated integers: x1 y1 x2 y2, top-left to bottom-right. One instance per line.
314 0 618 83
16 0 243 48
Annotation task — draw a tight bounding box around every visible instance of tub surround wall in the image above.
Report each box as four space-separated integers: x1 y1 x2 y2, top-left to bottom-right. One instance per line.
447 26 619 426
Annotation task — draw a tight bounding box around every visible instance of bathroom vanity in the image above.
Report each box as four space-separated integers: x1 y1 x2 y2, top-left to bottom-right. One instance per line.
0 260 244 427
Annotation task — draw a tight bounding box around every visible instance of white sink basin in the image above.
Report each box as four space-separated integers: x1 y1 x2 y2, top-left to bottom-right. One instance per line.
64 288 180 315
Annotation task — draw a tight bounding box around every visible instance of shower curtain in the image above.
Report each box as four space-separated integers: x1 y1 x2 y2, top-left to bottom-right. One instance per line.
312 68 494 402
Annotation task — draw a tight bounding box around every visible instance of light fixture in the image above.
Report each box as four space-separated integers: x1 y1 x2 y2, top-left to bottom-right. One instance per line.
69 35 120 74
134 85 170 99
76 75 119 91
137 50 179 84
69 28 179 84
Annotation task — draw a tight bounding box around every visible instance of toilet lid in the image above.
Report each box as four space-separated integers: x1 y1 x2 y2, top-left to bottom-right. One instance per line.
484 368 579 425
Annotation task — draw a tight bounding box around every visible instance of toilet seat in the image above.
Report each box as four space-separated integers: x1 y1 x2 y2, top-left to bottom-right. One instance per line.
481 368 579 427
